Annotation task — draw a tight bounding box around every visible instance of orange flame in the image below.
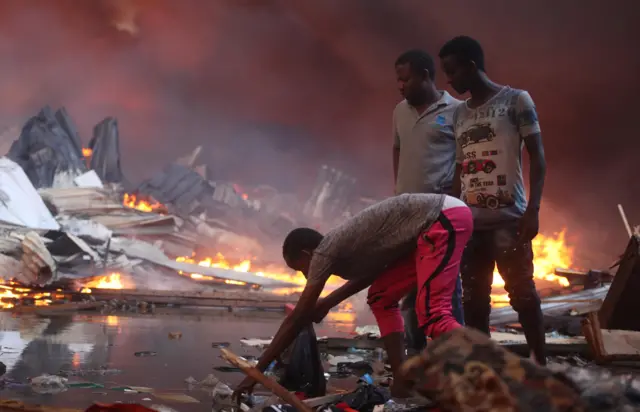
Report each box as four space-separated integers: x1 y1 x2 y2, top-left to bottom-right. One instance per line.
82 147 93 157
123 193 164 213
0 281 52 309
82 273 124 291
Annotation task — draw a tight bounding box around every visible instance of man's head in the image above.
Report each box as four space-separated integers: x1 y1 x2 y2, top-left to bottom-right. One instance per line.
438 36 486 95
395 49 436 106
282 227 324 277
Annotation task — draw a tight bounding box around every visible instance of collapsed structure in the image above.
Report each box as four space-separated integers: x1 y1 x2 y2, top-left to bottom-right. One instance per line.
0 106 371 306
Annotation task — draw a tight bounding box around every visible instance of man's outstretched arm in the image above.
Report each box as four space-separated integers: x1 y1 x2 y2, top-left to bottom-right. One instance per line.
253 279 325 372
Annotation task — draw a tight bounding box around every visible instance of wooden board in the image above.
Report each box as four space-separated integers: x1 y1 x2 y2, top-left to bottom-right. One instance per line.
599 235 640 331
90 288 297 310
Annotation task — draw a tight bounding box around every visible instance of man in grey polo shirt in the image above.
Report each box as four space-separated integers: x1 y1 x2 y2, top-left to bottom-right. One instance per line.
392 49 464 352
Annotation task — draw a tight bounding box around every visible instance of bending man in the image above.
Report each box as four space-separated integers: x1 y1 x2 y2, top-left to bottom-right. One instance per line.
233 193 472 398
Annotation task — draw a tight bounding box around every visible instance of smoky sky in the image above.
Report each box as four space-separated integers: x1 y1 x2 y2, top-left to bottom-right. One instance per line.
0 0 638 267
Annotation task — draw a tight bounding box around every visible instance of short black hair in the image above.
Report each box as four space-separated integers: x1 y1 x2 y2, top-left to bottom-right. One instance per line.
395 49 436 81
438 36 486 72
282 228 324 260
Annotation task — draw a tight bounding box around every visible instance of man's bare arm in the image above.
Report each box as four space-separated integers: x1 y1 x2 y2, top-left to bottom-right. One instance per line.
393 147 400 185
321 276 375 310
254 279 325 372
524 133 546 210
451 163 462 198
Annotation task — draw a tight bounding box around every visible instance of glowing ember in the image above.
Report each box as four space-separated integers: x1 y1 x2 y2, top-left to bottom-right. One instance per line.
83 273 124 290
82 147 93 157
123 193 164 213
0 281 53 309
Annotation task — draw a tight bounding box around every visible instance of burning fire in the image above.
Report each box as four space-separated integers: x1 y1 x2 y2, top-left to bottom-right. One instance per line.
491 230 573 306
81 273 125 293
123 193 164 213
177 231 574 304
82 147 93 157
0 281 56 309
175 254 324 291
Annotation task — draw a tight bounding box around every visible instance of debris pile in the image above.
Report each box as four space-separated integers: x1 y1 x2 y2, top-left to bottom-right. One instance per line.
0 106 369 311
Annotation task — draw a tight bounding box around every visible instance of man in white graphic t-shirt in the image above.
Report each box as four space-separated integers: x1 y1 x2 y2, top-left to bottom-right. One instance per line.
438 36 548 365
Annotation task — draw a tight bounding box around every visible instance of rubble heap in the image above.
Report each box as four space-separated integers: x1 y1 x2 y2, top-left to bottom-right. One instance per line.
0 106 364 304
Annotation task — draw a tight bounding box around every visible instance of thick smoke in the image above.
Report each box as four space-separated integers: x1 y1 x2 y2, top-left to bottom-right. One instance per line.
0 0 637 267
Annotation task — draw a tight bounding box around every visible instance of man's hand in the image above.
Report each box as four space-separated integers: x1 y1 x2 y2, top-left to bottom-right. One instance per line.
232 376 257 405
518 207 539 243
312 298 331 323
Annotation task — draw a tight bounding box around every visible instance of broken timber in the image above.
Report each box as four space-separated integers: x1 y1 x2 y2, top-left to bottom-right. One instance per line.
598 234 640 331
90 289 297 311
489 285 609 326
582 311 640 363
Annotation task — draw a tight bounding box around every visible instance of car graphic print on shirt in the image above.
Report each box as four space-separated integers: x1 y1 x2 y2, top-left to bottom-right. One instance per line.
462 187 515 210
458 123 496 148
461 158 496 177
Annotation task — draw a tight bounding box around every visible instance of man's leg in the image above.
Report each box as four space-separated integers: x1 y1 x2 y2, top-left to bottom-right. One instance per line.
416 207 473 338
403 275 464 353
495 226 546 365
401 288 426 352
367 256 416 379
460 230 495 335
452 275 465 324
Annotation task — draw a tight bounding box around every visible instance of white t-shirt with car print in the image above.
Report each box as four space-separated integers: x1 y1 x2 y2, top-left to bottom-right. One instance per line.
453 87 541 229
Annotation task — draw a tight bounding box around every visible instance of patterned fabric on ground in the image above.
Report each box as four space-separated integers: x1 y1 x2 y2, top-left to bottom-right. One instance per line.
400 327 585 412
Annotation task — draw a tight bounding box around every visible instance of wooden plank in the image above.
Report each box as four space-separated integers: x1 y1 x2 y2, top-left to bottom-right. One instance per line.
4 301 102 314
583 311 640 363
220 348 313 412
89 288 296 310
599 235 640 331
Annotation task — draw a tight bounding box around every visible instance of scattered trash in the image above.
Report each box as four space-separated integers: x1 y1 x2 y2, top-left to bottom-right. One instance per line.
134 351 157 357
354 325 381 338
68 382 105 389
60 368 122 377
30 374 68 394
168 332 182 340
328 354 365 366
337 361 374 376
185 373 221 387
239 338 272 348
211 342 231 348
153 392 200 403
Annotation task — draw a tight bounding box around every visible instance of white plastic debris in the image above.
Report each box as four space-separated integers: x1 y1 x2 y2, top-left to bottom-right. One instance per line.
240 338 273 348
74 170 104 188
0 157 60 230
57 215 112 243
327 354 365 366
355 325 381 338
30 374 68 394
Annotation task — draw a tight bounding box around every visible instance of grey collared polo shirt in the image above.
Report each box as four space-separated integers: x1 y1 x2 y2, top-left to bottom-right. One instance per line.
394 91 462 195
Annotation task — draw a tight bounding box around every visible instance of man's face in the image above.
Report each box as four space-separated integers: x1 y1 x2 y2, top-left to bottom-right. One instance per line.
395 63 427 105
284 252 311 277
441 55 472 95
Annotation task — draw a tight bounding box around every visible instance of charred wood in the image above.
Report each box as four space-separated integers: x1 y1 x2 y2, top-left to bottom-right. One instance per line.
7 107 87 188
598 234 640 331
88 117 124 184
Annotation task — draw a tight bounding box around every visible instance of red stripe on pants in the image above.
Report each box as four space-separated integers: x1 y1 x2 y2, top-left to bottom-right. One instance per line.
366 206 473 339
